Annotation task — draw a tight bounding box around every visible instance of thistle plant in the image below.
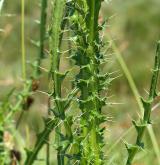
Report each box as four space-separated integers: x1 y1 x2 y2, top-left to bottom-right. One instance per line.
126 41 160 165
25 0 77 164
69 0 112 164
1 0 160 164
25 0 111 164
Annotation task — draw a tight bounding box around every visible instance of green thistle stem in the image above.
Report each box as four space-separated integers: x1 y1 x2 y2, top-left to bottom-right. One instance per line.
49 0 65 164
36 0 48 76
126 41 160 165
24 118 59 165
71 0 106 164
86 0 101 164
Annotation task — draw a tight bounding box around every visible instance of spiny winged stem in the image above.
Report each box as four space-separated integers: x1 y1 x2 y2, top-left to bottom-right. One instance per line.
24 0 64 164
50 0 77 164
49 0 67 163
126 41 160 165
25 1 77 164
71 0 111 164
35 0 48 76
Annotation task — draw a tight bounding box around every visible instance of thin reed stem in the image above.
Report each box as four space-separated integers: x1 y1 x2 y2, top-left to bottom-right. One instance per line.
21 0 26 80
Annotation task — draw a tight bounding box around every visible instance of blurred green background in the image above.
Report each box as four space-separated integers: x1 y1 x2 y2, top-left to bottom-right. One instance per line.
0 0 160 164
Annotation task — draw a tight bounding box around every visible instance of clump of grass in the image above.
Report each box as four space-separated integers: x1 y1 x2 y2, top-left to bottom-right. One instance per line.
126 41 160 165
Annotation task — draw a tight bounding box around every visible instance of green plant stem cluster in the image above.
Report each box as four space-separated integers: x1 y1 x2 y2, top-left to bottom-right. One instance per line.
25 1 77 164
25 0 111 164
2 0 160 165
126 41 160 165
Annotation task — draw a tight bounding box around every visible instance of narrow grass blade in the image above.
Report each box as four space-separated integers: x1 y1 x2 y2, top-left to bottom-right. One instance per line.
21 0 26 80
0 0 4 13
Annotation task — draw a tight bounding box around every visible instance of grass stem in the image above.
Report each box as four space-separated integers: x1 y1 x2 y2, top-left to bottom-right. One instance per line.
21 0 26 80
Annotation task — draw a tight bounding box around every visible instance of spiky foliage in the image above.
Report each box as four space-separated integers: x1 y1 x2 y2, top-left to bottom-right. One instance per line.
1 0 111 163
24 0 65 164
25 0 78 164
49 0 78 164
126 41 160 165
4 1 160 165
69 0 111 164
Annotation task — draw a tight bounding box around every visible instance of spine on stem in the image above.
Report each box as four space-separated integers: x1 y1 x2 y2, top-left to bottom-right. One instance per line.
70 0 111 164
35 0 48 77
49 0 66 164
126 41 160 165
24 0 66 164
25 1 78 164
49 1 78 164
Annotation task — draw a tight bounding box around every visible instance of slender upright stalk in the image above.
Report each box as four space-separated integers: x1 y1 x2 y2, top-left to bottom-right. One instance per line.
126 41 160 165
16 0 48 129
85 1 102 163
49 0 66 164
36 0 48 76
46 97 51 165
21 0 26 80
39 2 50 163
50 1 78 164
